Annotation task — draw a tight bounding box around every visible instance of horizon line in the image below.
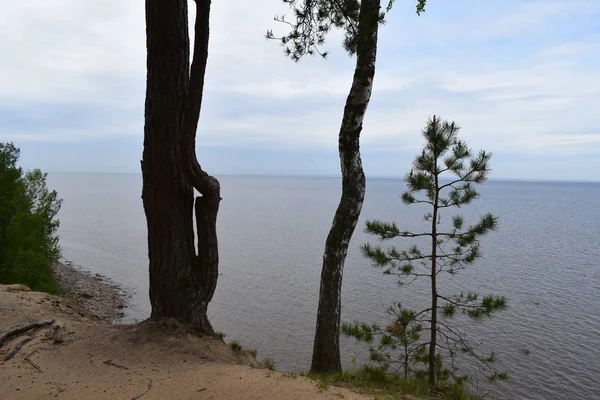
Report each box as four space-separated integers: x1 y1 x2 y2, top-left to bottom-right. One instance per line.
46 171 600 184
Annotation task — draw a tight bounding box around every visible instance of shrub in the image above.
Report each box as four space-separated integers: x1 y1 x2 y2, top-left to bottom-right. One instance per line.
0 143 62 294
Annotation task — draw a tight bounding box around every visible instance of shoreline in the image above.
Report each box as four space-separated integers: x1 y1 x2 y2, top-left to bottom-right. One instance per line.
52 260 126 323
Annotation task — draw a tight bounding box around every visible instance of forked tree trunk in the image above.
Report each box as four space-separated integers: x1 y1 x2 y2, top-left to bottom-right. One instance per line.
311 0 381 374
142 0 220 334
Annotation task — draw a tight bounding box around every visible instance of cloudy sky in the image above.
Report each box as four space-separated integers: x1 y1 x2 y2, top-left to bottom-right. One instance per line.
1 0 599 181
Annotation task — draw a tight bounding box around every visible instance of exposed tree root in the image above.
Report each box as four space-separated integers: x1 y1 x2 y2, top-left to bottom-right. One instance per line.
103 360 129 370
131 378 153 400
0 320 54 348
4 336 36 361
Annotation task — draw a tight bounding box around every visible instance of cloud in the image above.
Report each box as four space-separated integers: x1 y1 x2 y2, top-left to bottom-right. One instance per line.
1 0 599 180
0 1 144 105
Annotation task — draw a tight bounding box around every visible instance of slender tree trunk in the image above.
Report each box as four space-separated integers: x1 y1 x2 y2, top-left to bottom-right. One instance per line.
404 344 409 379
429 173 439 384
142 0 220 334
310 0 381 374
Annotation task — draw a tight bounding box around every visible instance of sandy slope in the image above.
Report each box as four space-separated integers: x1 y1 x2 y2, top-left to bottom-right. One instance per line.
0 285 369 400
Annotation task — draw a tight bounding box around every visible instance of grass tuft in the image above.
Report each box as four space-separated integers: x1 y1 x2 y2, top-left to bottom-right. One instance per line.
245 348 258 358
262 357 276 371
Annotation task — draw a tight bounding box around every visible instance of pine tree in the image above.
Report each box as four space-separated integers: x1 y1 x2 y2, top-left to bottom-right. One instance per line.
267 0 428 374
142 0 221 333
343 116 508 387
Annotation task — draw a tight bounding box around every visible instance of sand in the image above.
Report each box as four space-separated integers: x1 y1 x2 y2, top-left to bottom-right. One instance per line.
0 284 371 400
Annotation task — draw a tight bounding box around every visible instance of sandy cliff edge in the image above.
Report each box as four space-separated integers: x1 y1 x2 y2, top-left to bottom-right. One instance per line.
0 284 370 400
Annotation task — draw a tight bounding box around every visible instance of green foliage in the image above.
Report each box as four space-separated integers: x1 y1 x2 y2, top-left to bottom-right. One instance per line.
387 0 427 15
0 142 62 294
230 340 242 351
344 117 507 388
214 331 226 341
306 366 482 400
262 357 277 371
343 303 426 380
245 348 258 358
267 0 428 60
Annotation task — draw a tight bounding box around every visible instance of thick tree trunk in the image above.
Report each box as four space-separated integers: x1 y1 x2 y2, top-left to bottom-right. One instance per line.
310 0 381 374
142 0 219 334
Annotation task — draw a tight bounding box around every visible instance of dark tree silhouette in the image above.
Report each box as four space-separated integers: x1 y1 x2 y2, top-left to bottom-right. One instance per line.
142 0 220 334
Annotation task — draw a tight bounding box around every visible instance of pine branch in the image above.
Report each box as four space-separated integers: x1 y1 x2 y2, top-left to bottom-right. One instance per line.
266 0 361 60
365 220 431 239
438 175 473 192
362 243 432 266
438 294 483 308
401 191 434 206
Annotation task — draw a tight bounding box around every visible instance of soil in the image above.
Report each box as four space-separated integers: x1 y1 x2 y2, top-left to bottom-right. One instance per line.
0 284 371 400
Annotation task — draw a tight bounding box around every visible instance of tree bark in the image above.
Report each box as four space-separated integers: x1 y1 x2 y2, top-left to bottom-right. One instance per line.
429 172 439 384
310 0 381 374
142 0 220 334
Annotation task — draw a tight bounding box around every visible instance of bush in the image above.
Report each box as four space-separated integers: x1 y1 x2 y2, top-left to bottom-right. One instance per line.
0 142 62 294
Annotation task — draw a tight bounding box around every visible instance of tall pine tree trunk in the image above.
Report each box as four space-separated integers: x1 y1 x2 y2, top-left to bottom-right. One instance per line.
142 0 220 334
311 0 381 374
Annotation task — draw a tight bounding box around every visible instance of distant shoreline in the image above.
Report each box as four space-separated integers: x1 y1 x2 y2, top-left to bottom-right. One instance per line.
52 261 126 323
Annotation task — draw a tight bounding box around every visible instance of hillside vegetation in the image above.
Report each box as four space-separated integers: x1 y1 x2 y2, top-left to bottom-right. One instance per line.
0 142 62 293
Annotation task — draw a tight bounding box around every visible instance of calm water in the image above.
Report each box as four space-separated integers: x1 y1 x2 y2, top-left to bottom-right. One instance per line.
47 173 600 400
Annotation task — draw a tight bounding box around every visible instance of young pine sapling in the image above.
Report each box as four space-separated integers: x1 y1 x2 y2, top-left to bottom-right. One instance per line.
343 116 508 387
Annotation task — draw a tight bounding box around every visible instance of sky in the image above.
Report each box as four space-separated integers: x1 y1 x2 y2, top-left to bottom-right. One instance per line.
1 0 599 181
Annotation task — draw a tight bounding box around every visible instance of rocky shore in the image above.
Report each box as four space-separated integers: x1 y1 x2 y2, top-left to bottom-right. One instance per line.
52 261 125 323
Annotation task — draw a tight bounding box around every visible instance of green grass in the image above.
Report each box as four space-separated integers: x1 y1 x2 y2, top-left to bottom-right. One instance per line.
262 357 277 371
304 366 482 400
227 340 258 360
245 348 258 358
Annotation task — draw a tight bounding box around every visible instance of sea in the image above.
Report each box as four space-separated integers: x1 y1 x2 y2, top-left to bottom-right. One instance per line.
46 173 600 400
